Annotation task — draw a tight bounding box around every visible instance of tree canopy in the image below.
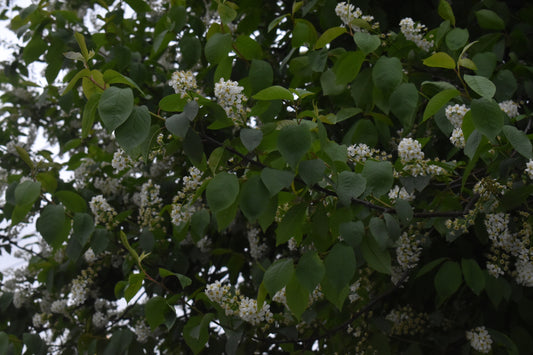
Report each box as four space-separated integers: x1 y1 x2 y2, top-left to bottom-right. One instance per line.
1 0 533 353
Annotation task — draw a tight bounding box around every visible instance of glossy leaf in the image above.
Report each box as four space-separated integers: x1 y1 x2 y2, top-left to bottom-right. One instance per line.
423 52 456 69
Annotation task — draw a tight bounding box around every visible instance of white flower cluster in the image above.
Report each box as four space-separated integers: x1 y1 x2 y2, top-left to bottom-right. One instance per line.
347 143 390 163
499 100 520 118
466 326 493 354
171 167 204 226
134 321 152 343
385 305 428 336
397 138 446 177
335 2 378 32
399 17 434 51
89 195 118 229
138 179 163 230
273 285 323 308
84 248 97 263
398 138 424 163
69 267 96 306
50 299 68 314
93 177 121 196
214 78 248 125
445 104 469 148
205 281 273 326
74 158 95 188
169 70 197 98
196 235 212 253
395 232 423 270
485 213 521 255
112 148 133 173
92 312 107 328
516 258 533 287
239 297 273 326
388 185 415 202
525 160 533 180
247 227 268 260
32 313 48 328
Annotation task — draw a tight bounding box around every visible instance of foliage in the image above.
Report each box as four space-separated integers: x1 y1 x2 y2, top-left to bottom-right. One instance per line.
1 0 533 353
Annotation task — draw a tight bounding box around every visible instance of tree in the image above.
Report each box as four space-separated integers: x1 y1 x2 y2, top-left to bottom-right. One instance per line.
1 0 533 353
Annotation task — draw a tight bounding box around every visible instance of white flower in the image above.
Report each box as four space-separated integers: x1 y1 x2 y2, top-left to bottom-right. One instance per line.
466 326 493 354
169 70 197 98
238 297 273 325
398 138 424 163
396 232 422 270
247 227 268 260
92 312 107 328
450 127 465 148
335 2 378 32
134 321 151 343
388 185 415 202
89 195 118 229
50 299 68 314
526 160 533 180
347 143 372 162
214 78 248 125
499 100 519 118
399 17 433 51
111 149 132 173
445 104 469 128
205 280 231 304
515 258 533 287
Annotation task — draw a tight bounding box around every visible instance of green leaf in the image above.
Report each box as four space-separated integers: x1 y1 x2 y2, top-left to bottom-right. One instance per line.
249 59 273 94
362 160 393 199
461 258 485 295
145 296 175 331
66 213 94 261
81 92 101 138
285 274 309 320
485 274 511 308
183 129 204 166
268 14 290 32
416 257 448 278
253 85 293 101
292 18 317 48
277 124 311 168
23 333 47 355
263 258 294 296
339 221 364 247
103 69 145 97
239 175 269 222
159 94 187 112
98 87 134 132
320 69 345 96
159 268 192 288
372 56 403 94
361 235 391 274
166 101 198 138
336 171 366 206
260 168 294 196
333 51 365 86
368 216 389 249
125 0 150 13
55 190 87 213
0 332 8 355
390 83 418 130
445 28 468 51
324 243 356 292
234 35 262 60
206 172 239 213
103 330 133 355
315 26 346 49
240 128 263 152
423 52 456 69
22 36 46 64
205 33 233 64
276 203 307 245
14 180 40 206
36 204 70 248
218 2 237 24
463 74 496 98
353 32 381 55
124 273 144 302
471 97 504 140
423 89 461 121
299 159 326 186
475 9 505 30
62 68 90 95
115 106 151 152
458 57 477 71
438 0 455 26
434 261 462 300
502 125 532 159
183 314 214 355
180 35 202 69
191 209 210 240
295 251 325 292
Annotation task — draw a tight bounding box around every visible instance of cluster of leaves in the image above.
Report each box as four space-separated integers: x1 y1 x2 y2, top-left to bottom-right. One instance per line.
1 0 533 353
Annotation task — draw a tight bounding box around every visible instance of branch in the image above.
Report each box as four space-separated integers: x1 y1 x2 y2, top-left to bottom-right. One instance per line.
199 132 470 219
